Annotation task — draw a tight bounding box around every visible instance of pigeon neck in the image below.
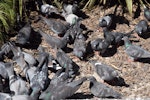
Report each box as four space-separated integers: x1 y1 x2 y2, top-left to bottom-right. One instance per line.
124 38 131 48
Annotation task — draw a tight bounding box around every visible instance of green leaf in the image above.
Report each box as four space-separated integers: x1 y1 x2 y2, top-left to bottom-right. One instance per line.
125 0 132 15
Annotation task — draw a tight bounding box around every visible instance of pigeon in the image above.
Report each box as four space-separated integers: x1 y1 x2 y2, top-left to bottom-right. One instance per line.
55 48 75 76
99 15 112 28
5 62 29 95
73 33 87 59
16 22 31 45
12 95 35 100
122 36 150 61
134 20 149 36
90 38 111 54
144 5 150 21
9 42 37 66
40 4 60 17
90 60 119 82
39 77 87 100
40 16 70 36
103 27 134 46
88 76 122 98
62 1 79 15
38 29 70 49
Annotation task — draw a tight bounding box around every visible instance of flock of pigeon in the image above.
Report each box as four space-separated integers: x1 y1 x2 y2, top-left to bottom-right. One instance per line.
0 1 150 100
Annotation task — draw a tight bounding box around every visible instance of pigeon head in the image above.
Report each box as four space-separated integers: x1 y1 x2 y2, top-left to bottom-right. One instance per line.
99 19 107 27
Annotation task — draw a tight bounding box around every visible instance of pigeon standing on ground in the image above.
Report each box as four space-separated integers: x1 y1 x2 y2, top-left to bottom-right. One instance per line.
99 15 112 28
38 29 70 49
16 22 31 46
122 36 150 61
62 1 79 15
40 77 87 100
40 16 70 36
73 33 87 60
40 4 60 17
90 60 119 82
88 76 122 99
5 62 29 95
144 5 150 21
90 38 111 54
134 20 149 36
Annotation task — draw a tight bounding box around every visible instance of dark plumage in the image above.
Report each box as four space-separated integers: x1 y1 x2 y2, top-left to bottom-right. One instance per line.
90 60 119 82
122 36 150 61
16 22 31 45
5 62 29 95
90 38 111 54
40 77 87 100
135 20 148 36
38 30 70 49
88 76 122 99
99 15 112 28
73 33 87 59
144 5 150 21
40 16 70 36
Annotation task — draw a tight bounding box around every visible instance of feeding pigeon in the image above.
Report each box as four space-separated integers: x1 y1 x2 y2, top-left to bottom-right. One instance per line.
62 1 79 15
38 29 70 49
134 20 149 36
122 36 150 61
39 77 87 100
90 60 119 82
90 38 111 54
40 16 70 36
55 48 75 77
40 4 60 17
99 15 112 28
9 42 37 66
16 22 31 46
103 27 134 46
144 5 150 21
88 76 122 99
73 33 87 59
5 62 29 95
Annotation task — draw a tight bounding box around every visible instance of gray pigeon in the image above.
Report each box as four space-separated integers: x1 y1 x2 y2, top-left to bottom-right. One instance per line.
62 1 79 15
134 20 148 36
90 60 119 82
40 4 60 17
38 29 70 49
99 15 112 28
40 16 70 36
122 36 150 61
55 48 74 76
16 22 31 45
90 38 111 54
9 42 37 66
40 77 87 100
88 76 122 98
144 5 150 21
73 33 87 59
5 62 29 95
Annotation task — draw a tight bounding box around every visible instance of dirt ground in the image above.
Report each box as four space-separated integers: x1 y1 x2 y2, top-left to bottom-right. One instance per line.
17 5 150 99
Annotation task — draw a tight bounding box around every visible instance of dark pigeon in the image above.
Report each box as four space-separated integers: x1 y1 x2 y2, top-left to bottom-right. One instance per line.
40 16 70 36
73 33 87 59
5 62 29 95
90 38 111 54
16 22 31 45
99 15 112 28
90 60 119 82
38 29 70 49
122 36 150 61
88 76 122 98
134 20 149 36
144 5 150 21
40 77 87 100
